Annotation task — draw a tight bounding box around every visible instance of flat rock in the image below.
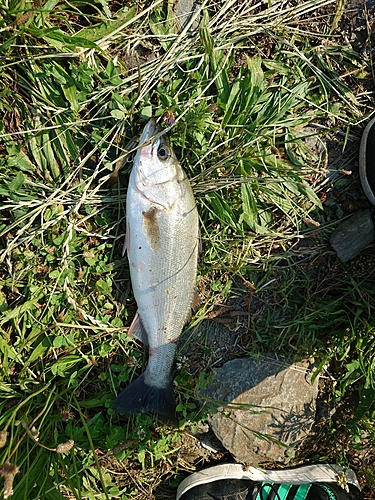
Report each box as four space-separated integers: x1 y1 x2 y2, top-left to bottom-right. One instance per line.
201 355 319 464
330 209 375 262
174 0 200 31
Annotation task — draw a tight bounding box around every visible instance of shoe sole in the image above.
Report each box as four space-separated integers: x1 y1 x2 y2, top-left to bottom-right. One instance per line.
176 463 361 500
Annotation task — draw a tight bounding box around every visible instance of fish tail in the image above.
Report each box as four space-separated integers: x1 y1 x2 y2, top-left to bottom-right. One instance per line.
112 373 178 425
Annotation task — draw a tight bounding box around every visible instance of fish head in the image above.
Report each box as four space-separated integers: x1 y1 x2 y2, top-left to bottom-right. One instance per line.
132 119 185 209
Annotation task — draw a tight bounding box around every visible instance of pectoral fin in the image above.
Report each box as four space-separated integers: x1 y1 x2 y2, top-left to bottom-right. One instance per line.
122 222 130 257
142 206 161 252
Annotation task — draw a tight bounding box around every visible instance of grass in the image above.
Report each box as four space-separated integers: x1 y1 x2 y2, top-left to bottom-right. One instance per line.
1 0 375 498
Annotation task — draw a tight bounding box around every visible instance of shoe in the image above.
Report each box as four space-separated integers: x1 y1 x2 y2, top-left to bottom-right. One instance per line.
176 463 363 500
359 115 375 206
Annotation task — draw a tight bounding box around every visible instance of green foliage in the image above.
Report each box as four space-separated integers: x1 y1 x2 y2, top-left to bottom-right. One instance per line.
0 0 374 497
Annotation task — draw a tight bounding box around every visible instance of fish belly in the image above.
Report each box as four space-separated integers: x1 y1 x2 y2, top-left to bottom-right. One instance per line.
127 178 198 348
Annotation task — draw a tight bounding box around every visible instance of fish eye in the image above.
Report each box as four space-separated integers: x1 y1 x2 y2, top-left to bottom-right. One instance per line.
157 145 170 161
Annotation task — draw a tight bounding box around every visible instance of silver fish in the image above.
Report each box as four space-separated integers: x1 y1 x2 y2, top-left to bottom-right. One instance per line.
112 118 199 423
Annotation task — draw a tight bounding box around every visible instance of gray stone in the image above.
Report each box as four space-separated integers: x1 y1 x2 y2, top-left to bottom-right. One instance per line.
330 209 375 262
296 126 326 157
174 0 200 31
201 355 319 464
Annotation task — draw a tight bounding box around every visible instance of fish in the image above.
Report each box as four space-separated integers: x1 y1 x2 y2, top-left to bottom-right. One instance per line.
112 118 199 424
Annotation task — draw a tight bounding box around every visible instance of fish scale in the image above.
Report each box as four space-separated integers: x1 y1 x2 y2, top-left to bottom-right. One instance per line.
112 118 199 424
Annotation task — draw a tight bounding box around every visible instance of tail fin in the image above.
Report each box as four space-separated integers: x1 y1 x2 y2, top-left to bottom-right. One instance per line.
112 373 178 425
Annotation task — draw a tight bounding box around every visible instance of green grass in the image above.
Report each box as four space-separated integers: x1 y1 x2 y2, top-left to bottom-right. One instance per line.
1 0 375 497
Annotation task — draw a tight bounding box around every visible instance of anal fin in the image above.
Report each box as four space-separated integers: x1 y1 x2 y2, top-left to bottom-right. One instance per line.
128 311 148 345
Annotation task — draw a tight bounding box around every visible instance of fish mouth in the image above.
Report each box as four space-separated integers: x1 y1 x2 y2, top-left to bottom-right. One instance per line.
138 118 161 145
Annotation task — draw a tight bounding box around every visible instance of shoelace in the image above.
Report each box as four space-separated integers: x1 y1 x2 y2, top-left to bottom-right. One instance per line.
255 482 316 500
205 481 317 500
256 482 283 500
